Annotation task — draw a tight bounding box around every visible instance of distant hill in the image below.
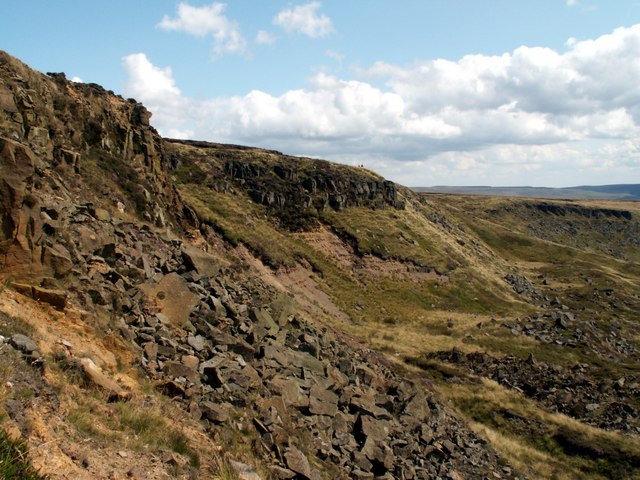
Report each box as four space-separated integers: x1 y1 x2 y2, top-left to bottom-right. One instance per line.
412 184 640 200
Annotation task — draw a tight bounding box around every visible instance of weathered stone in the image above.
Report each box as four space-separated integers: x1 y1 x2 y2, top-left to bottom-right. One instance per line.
351 394 392 420
201 401 231 424
163 360 199 382
9 334 39 355
182 245 219 277
356 415 390 442
352 451 373 472
309 385 339 416
79 357 130 401
284 446 312 479
32 285 67 310
140 273 199 327
42 244 73 278
93 207 111 222
187 334 207 352
181 354 199 370
270 465 296 479
361 438 395 471
143 342 158 362
403 392 429 421
270 377 309 408
250 307 279 337
228 460 262 480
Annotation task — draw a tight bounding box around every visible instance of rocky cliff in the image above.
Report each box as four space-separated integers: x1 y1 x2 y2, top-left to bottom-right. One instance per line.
2 50 640 480
0 51 521 479
166 139 406 231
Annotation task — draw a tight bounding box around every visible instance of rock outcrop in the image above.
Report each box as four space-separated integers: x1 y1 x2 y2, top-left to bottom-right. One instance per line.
166 139 406 230
0 50 521 478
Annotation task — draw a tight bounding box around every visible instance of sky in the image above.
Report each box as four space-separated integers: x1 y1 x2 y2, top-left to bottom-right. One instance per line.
2 1 640 187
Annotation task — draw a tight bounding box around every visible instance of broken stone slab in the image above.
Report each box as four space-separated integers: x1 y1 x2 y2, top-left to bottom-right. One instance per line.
269 376 309 408
284 446 312 479
79 357 130 401
270 465 296 479
201 401 231 424
12 283 67 311
356 415 390 442
361 438 395 471
309 384 339 416
181 354 199 370
250 307 279 336
162 360 199 383
282 348 325 376
42 243 73 278
402 391 430 421
187 334 207 352
350 394 392 420
182 245 219 277
140 272 199 327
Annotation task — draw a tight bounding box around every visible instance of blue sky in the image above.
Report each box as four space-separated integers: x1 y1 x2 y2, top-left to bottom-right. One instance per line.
2 1 640 187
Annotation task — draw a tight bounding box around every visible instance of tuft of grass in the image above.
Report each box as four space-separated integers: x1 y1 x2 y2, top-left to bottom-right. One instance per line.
0 311 35 339
67 396 200 469
0 430 45 480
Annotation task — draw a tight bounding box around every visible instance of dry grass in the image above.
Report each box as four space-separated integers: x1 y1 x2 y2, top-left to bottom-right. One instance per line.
438 378 640 480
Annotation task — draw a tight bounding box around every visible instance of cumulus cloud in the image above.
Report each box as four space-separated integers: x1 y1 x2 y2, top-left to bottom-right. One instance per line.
157 2 246 56
123 24 640 186
122 53 192 132
273 2 334 38
71 76 83 83
255 30 276 45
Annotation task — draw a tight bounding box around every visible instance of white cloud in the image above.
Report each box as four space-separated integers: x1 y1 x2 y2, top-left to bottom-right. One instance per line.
157 2 246 56
71 76 83 83
123 24 640 186
566 0 578 6
122 53 191 131
255 30 276 45
273 2 334 38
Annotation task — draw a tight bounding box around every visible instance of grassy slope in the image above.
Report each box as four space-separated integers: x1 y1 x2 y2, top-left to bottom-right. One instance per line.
169 142 640 479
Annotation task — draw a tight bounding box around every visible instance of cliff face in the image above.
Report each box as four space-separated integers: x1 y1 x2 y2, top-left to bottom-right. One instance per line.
166 139 406 230
0 51 186 280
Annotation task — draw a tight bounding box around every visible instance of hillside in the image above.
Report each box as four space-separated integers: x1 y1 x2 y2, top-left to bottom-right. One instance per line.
1 50 639 480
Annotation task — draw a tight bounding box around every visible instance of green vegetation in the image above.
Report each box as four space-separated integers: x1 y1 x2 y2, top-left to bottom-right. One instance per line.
445 383 640 480
68 395 199 469
0 430 45 480
321 206 441 267
169 143 640 479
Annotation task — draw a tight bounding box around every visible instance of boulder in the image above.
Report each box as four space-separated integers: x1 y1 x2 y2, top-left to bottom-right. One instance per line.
140 273 199 327
229 460 262 480
182 245 219 277
201 401 231 424
309 385 339 416
9 334 39 357
79 357 130 401
284 446 312 479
